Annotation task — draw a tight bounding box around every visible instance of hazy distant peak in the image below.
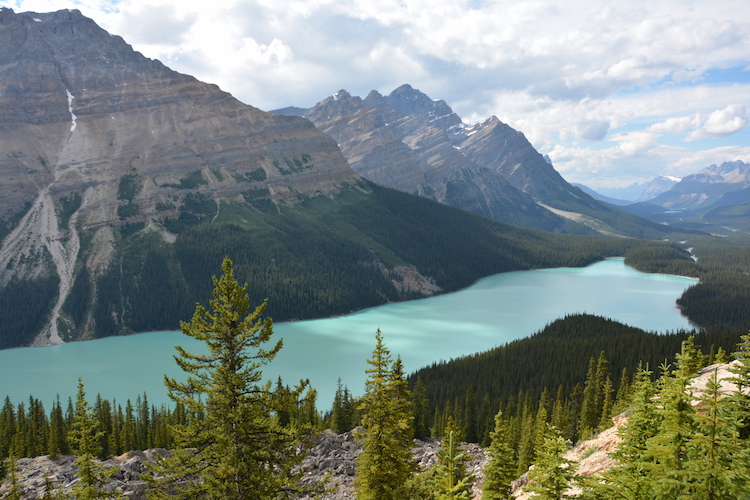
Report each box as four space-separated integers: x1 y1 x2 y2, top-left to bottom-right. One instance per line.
701 160 750 180
636 175 680 202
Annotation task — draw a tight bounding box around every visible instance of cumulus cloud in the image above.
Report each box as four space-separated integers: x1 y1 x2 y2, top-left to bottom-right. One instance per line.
116 4 196 45
687 105 747 140
647 115 701 135
574 120 611 141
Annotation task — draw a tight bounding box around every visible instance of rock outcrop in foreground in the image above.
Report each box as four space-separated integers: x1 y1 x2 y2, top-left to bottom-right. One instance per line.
0 430 488 500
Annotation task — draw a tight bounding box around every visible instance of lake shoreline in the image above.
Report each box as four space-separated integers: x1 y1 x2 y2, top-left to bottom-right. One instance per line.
0 259 697 409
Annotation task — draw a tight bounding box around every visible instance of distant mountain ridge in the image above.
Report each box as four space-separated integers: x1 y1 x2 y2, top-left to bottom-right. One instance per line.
275 85 673 238
649 160 750 209
616 161 750 234
636 175 680 202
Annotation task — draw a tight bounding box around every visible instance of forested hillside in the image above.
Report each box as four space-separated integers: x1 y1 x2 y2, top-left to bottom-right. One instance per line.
0 182 658 349
407 314 742 448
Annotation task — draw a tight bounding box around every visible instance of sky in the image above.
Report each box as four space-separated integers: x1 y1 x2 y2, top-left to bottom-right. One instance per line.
4 0 750 190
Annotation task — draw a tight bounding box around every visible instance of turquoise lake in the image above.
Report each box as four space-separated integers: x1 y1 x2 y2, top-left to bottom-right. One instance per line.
0 258 697 409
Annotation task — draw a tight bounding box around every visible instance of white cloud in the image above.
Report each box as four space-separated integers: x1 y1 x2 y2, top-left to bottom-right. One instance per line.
116 4 196 45
687 105 747 140
647 115 701 135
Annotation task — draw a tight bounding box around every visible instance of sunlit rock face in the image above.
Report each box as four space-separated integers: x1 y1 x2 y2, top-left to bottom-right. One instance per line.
293 85 569 232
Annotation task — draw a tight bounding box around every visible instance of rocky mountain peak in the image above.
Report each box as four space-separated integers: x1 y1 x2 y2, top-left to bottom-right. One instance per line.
0 8 361 345
636 174 680 202
703 160 750 181
290 85 662 236
383 84 461 128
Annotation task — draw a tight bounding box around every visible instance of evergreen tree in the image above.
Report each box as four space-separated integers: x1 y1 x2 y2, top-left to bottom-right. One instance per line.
725 333 750 493
714 346 728 364
430 431 470 500
611 367 631 416
40 475 62 500
122 401 134 453
354 330 416 500
516 396 536 474
587 366 659 499
1 454 22 500
462 386 478 444
532 404 549 462
580 351 609 437
48 397 69 458
643 361 696 499
565 384 583 443
331 378 355 434
550 386 566 432
0 398 16 465
68 379 118 500
598 376 614 428
411 378 431 440
675 335 706 377
685 368 735 499
526 424 576 500
147 258 313 499
482 409 517 500
479 394 494 447
579 356 599 437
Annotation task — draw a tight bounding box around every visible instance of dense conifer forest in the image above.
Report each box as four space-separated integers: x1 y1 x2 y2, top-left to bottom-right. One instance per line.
406 314 742 446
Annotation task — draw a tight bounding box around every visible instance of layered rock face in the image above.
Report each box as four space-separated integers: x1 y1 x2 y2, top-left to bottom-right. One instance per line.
296 85 568 232
0 8 358 223
0 8 362 345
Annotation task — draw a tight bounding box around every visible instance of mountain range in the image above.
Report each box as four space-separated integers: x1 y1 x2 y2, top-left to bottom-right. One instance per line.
0 8 654 349
619 161 750 233
583 175 680 203
273 86 672 239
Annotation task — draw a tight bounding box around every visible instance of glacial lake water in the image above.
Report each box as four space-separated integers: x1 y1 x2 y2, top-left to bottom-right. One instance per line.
0 258 697 409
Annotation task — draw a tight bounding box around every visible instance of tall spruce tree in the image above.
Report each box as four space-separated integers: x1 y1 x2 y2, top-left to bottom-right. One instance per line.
482 409 517 500
69 379 118 500
685 368 735 499
643 362 696 499
411 378 431 440
526 424 576 500
462 386 478 444
725 333 750 494
354 330 416 500
1 454 22 500
147 258 313 500
586 366 659 499
430 431 471 500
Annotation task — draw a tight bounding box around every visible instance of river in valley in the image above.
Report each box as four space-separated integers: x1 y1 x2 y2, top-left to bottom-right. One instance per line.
0 258 697 409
